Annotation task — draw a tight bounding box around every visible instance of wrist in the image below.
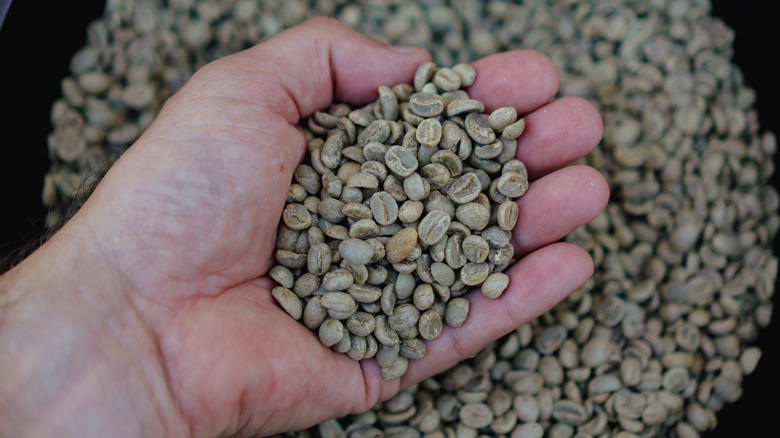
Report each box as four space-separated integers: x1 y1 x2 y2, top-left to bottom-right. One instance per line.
0 221 188 437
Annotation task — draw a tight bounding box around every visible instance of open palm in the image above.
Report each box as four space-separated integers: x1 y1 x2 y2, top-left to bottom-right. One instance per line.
65 18 608 437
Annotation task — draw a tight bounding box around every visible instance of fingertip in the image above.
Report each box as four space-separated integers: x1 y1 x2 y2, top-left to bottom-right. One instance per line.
468 49 560 114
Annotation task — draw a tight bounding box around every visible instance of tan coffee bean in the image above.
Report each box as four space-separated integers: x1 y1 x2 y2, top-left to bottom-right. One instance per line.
282 203 311 230
446 98 485 117
321 134 344 169
381 356 409 381
322 269 354 291
413 61 437 91
409 92 444 117
496 171 529 198
318 318 345 347
321 291 357 314
349 218 380 239
488 107 518 133
417 118 443 147
413 283 435 310
445 297 470 328
400 338 426 359
388 303 421 331
456 202 490 230
294 164 321 194
420 163 451 189
307 242 332 275
346 312 376 337
374 315 400 346
418 309 444 340
459 403 494 429
403 172 429 201
271 286 302 320
275 249 307 269
383 174 408 201
418 210 452 245
339 238 374 265
358 119 391 145
386 227 419 264
302 296 327 330
430 262 456 287
481 272 510 299
431 149 463 177
433 67 462 91
347 171 379 189
473 140 504 160
398 200 425 223
465 113 496 144
448 172 483 203
452 63 477 87
501 119 526 140
376 343 401 368
460 262 491 286
385 145 419 177
347 283 383 303
288 184 307 203
378 85 399 120
462 235 490 263
497 201 519 230
269 265 294 289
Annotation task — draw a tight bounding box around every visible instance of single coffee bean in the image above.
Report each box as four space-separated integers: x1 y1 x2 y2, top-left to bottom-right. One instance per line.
465 113 496 144
497 201 519 231
386 227 419 263
418 210 451 245
418 309 444 340
448 172 483 203
460 262 491 286
385 145 419 177
496 171 529 198
271 286 302 320
339 238 374 265
318 318 345 347
445 297 470 328
481 272 510 299
282 203 312 230
409 92 444 118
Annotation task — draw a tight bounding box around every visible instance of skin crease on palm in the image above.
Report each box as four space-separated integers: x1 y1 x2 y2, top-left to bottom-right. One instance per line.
0 17 608 438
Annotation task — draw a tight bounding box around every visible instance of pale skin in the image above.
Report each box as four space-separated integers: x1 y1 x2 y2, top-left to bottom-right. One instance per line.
0 17 608 438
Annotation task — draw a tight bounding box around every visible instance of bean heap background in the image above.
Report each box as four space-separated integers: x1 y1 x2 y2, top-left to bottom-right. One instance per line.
11 0 779 436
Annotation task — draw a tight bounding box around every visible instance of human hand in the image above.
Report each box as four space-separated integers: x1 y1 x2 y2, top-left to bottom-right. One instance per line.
0 17 607 438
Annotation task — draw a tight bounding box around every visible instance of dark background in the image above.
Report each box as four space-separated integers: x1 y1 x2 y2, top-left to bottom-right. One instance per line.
0 1 778 436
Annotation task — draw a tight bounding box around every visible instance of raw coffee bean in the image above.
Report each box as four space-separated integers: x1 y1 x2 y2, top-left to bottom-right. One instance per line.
417 118 443 147
497 201 519 230
460 262 491 286
339 238 374 265
448 172 483 203
381 356 409 381
385 145 419 177
418 210 452 245
409 92 444 117
318 318 345 347
271 286 302 320
464 113 496 144
385 227 419 263
346 312 376 337
445 297 470 328
481 272 510 299
418 309 444 340
370 191 399 225
282 203 312 230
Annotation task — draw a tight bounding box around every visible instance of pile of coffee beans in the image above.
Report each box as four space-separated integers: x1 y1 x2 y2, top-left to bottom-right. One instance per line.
270 61 527 380
42 1 778 437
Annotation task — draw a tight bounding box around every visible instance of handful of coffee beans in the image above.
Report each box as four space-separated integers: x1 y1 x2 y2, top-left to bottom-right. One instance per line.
270 62 529 380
